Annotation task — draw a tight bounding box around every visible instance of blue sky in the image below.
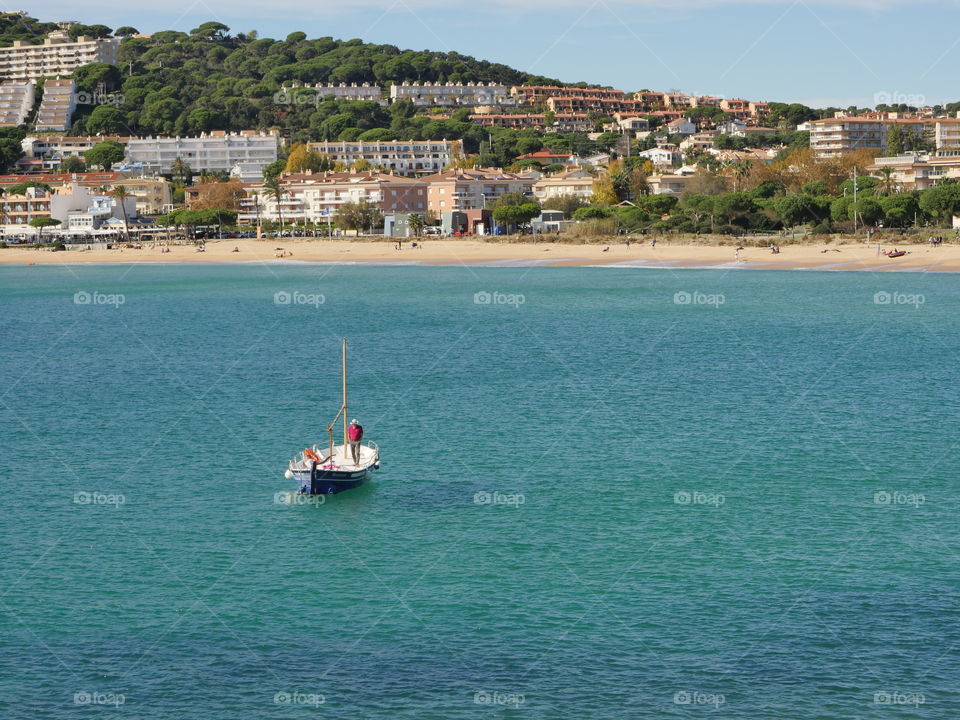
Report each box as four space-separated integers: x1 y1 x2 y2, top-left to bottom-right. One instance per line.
23 0 960 107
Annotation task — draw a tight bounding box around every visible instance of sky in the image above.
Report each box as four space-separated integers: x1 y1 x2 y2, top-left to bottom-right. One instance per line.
20 0 960 107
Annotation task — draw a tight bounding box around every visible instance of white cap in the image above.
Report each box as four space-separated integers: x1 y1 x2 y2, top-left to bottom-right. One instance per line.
350 418 358 424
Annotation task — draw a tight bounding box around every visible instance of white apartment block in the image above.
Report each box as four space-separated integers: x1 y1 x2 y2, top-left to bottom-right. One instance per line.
390 82 514 107
0 80 35 126
309 83 384 104
20 135 127 170
34 77 75 131
809 116 960 158
307 139 461 176
0 35 120 81
124 131 279 174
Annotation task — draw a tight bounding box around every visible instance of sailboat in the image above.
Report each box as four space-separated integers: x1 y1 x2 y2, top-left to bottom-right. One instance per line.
284 339 380 494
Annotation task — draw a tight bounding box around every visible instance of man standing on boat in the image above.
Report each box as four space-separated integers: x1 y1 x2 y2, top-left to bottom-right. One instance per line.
347 419 363 465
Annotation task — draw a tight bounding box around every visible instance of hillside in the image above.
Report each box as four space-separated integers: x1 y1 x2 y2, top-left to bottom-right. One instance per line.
68 22 573 142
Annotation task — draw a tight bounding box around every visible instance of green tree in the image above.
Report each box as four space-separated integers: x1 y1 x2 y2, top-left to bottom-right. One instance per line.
849 198 884 226
772 194 819 227
86 105 126 135
407 212 425 237
111 186 132 241
61 156 86 173
919 182 960 221
114 26 139 36
542 194 587 218
263 177 287 232
880 194 920 227
334 200 383 233
84 140 125 170
29 217 61 240
886 125 904 156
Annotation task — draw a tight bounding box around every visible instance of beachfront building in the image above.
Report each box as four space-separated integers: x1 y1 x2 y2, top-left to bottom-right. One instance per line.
390 82 513 107
532 169 595 201
867 153 960 192
49 183 137 231
240 171 428 225
34 77 76 132
123 130 279 175
0 34 120 81
0 80 35 126
0 184 51 226
0 172 170 215
306 140 462 176
422 168 534 214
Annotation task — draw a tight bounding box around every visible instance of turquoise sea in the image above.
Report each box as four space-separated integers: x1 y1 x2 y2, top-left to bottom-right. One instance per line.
1 263 958 719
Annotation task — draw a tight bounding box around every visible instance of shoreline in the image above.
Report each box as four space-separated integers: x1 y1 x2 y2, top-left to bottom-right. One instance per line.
2 238 958 273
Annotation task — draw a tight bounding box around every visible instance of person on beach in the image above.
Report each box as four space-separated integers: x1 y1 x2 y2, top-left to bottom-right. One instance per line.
347 419 363 465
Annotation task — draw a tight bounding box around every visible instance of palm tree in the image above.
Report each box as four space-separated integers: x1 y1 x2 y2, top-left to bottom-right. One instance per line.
264 177 287 236
731 160 752 192
110 185 131 242
876 167 897 196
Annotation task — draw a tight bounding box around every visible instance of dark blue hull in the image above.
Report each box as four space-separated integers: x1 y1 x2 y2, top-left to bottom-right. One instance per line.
296 467 372 495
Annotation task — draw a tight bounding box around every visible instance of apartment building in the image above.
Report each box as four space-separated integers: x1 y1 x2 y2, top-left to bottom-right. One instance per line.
469 113 590 131
720 98 751 119
308 82 384 103
0 184 51 225
0 34 120 81
545 96 646 114
49 182 137 231
867 153 960 192
34 77 75 132
307 139 461 176
241 171 428 225
422 168 534 214
0 80 35 126
808 117 927 158
0 171 168 213
124 130 279 174
390 82 513 107
532 169 594 201
509 85 624 106
20 135 128 171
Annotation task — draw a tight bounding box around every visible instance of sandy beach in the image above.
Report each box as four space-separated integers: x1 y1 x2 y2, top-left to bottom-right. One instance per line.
2 238 958 272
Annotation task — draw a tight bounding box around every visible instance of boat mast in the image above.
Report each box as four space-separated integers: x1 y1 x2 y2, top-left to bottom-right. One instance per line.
342 338 348 447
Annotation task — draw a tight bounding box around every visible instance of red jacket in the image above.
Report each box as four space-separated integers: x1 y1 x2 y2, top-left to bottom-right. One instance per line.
348 424 363 441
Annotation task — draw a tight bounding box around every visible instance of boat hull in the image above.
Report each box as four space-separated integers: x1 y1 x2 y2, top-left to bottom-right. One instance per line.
292 467 373 495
